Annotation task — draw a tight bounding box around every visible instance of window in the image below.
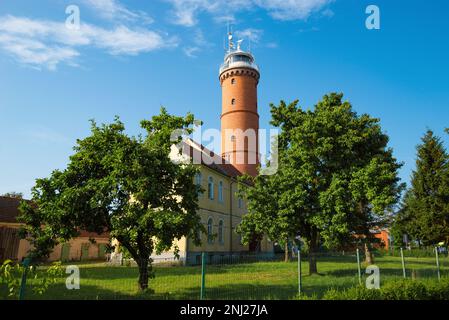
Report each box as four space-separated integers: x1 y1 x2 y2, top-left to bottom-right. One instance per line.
231 98 236 106
208 177 214 200
195 172 202 196
196 225 202 241
231 135 236 142
230 55 251 64
238 197 243 209
207 218 214 244
218 220 224 244
231 78 236 85
218 181 224 203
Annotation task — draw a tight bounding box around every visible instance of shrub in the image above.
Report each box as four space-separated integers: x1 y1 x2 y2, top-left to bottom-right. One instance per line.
322 279 449 300
425 278 449 300
295 293 319 300
381 280 428 300
323 286 381 300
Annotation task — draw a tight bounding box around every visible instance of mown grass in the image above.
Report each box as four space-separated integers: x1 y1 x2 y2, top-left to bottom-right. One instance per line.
8 254 449 300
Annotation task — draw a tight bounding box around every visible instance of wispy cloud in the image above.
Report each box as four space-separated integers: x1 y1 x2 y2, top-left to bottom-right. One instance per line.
83 0 153 24
23 126 69 144
165 0 334 27
235 28 263 44
183 46 200 57
255 0 333 21
182 28 213 58
0 33 79 70
0 15 177 70
165 0 251 27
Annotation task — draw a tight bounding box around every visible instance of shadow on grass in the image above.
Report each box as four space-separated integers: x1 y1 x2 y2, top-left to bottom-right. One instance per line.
20 275 353 300
24 282 201 300
74 262 296 281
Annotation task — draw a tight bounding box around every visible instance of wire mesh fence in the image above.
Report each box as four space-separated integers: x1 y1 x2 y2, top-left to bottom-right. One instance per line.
3 247 448 300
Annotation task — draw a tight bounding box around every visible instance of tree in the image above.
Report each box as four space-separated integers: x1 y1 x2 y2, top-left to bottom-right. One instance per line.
239 93 403 273
237 171 297 263
19 109 203 291
1 192 23 199
393 130 449 245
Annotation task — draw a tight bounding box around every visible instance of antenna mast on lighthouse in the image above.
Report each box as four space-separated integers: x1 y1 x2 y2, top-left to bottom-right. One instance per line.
227 24 234 52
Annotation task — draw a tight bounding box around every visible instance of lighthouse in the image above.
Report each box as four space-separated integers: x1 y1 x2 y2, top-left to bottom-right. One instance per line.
219 32 260 177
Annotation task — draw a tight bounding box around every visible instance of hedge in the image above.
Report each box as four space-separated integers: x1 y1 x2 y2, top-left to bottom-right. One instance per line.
320 278 449 300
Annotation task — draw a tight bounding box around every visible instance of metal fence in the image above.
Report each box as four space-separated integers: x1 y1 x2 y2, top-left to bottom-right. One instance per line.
3 247 449 300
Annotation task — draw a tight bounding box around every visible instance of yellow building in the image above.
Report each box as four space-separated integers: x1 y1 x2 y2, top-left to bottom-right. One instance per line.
156 139 273 265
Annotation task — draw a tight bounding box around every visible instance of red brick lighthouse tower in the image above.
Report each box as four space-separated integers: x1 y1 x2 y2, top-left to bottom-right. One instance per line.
220 32 260 177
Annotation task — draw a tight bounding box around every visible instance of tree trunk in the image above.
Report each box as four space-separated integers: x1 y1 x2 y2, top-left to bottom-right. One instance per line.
308 229 319 275
364 243 374 265
284 241 289 263
137 258 149 291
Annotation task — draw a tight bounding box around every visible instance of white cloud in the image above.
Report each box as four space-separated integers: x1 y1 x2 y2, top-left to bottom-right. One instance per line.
0 33 79 71
182 28 215 58
0 15 177 70
165 0 334 26
321 8 335 18
166 0 253 27
83 0 153 24
183 46 200 57
235 28 263 43
255 0 332 21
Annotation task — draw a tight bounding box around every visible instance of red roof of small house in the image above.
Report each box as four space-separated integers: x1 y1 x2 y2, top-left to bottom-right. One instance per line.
0 196 109 239
0 196 26 223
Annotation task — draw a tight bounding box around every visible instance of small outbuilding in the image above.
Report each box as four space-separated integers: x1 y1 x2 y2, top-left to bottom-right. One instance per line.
0 196 110 263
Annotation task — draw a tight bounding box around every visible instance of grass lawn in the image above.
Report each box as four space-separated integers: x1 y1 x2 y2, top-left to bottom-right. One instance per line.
13 254 449 300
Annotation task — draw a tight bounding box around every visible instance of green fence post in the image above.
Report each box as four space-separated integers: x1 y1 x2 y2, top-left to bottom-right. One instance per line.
200 252 206 300
435 247 441 282
18 257 31 300
297 245 302 297
400 248 406 279
356 248 362 285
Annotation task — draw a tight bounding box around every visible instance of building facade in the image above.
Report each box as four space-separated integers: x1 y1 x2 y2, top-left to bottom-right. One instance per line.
163 139 273 265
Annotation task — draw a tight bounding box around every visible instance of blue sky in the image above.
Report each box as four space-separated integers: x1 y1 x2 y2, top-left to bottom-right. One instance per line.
0 0 448 198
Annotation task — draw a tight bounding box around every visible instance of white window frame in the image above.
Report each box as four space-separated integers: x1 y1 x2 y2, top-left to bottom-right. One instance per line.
208 176 214 200
218 181 224 203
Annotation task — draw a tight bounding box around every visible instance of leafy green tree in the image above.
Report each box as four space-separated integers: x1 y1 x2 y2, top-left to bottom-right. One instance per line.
239 93 403 273
394 130 449 245
237 171 297 263
19 109 203 291
1 192 23 199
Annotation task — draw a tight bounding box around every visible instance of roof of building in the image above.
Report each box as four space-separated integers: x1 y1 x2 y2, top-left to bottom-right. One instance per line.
0 196 26 223
174 138 243 179
0 196 109 239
